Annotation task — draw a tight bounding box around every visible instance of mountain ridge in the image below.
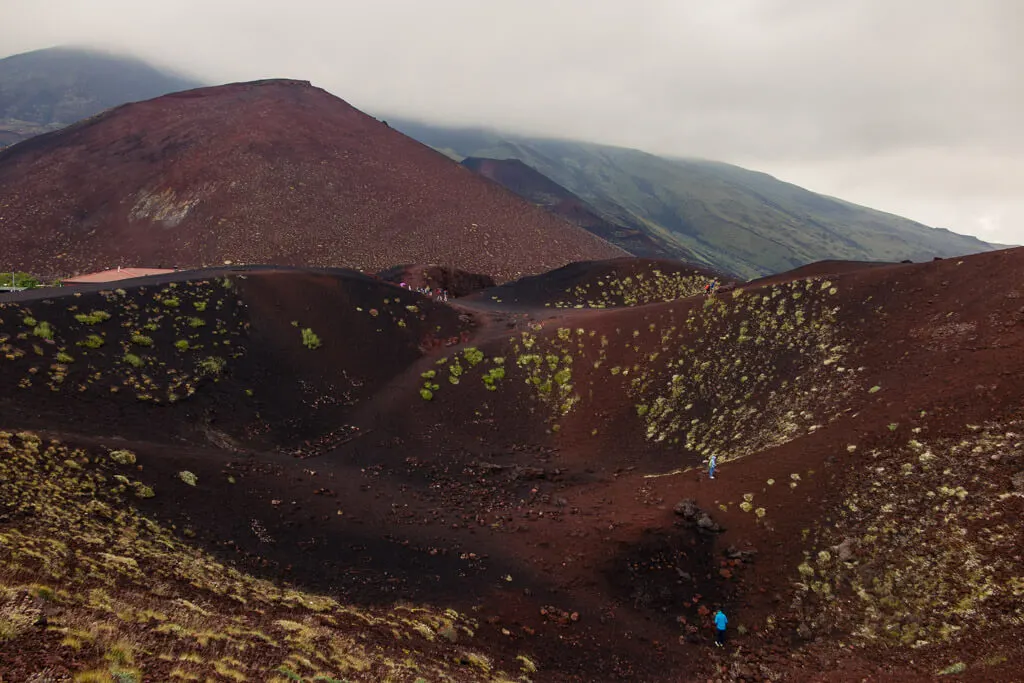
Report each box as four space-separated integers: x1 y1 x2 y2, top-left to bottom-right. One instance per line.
0 79 625 281
0 45 204 147
0 46 1004 280
388 118 1000 278
461 156 687 260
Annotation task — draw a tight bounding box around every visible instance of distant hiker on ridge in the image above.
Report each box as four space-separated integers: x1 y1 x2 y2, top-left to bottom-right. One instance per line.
713 608 728 647
708 454 717 480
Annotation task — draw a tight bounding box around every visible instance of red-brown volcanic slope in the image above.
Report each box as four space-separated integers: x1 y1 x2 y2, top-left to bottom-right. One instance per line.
0 79 624 281
1 250 1023 681
377 263 497 297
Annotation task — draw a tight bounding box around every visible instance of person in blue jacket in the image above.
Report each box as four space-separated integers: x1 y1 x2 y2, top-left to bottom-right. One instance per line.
713 608 728 647
708 455 717 480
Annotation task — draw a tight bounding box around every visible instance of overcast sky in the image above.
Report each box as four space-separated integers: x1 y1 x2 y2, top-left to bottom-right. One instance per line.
4 0 1022 244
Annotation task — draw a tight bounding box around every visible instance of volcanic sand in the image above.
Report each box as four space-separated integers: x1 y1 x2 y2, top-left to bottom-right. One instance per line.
1 251 1023 681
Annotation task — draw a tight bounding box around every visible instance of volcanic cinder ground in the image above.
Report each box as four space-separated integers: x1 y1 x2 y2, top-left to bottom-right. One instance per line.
1 253 1023 682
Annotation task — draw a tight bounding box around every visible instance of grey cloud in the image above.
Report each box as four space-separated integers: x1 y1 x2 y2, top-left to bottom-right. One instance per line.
2 0 1021 244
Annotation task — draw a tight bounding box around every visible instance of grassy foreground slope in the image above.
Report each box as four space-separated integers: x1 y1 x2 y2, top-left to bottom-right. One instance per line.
389 119 998 278
0 433 518 683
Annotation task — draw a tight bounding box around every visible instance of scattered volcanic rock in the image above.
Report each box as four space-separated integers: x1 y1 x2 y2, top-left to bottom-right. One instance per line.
0 79 624 281
674 499 723 533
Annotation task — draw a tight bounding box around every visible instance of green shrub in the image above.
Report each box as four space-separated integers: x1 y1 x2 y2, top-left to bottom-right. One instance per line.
32 322 54 339
301 328 321 350
109 449 137 465
22 315 37 327
178 471 198 486
79 334 105 349
161 297 180 308
275 666 302 681
517 655 538 674
130 334 153 347
174 340 190 352
420 388 433 401
74 310 111 325
187 317 205 328
198 356 225 375
1 272 40 288
193 301 207 312
482 367 505 390
123 353 144 368
463 347 484 366
56 352 74 363
133 483 155 499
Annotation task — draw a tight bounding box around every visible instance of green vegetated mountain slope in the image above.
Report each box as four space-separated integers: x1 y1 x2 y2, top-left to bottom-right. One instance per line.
0 46 202 147
461 156 687 260
389 119 999 279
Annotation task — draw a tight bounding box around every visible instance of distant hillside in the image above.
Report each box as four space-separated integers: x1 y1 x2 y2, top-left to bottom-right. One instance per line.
390 119 999 278
462 156 684 260
0 46 203 147
0 80 624 281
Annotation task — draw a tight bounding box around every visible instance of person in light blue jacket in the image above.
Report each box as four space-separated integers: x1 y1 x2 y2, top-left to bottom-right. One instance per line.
713 609 728 647
708 455 717 480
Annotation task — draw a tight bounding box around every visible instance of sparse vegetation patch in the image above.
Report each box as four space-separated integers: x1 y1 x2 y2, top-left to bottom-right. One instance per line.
0 432 518 681
75 310 112 325
544 268 710 309
796 422 1024 650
